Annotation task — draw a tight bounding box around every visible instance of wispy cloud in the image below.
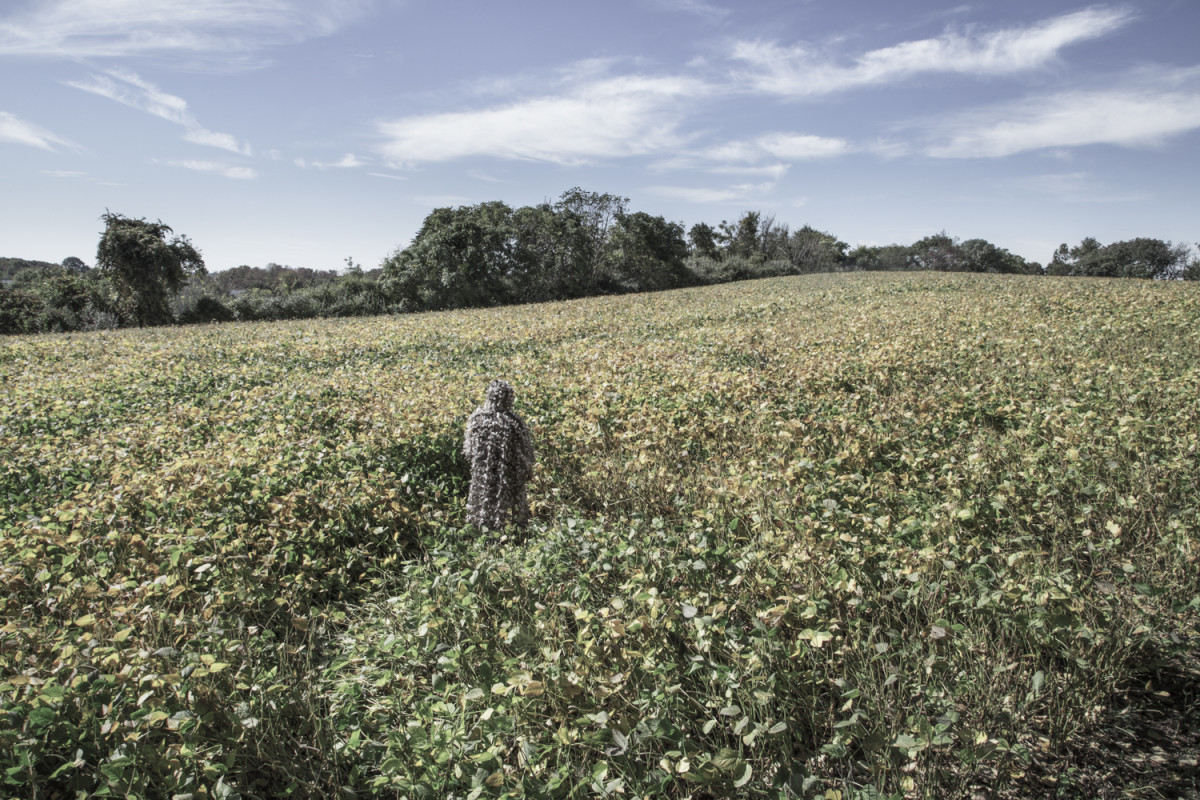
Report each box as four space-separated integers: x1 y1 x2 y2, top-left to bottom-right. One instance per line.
702 132 850 162
377 75 708 166
295 153 367 169
168 160 257 179
467 169 502 183
0 0 366 63
183 128 247 153
646 181 775 204
647 0 731 21
42 169 86 178
732 6 1134 96
925 70 1200 157
707 163 791 179
68 69 251 155
1007 171 1147 203
0 111 75 151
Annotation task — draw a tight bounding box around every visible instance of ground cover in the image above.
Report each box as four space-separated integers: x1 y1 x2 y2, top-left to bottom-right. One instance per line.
1 272 1198 798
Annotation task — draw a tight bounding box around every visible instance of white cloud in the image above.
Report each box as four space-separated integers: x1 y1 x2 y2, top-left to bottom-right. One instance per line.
0 0 366 62
295 153 367 169
183 128 248 154
323 153 365 168
467 169 502 183
646 181 775 204
42 169 86 178
0 111 74 150
648 0 731 21
68 69 251 154
756 133 850 160
376 75 708 166
732 6 1134 96
169 160 257 179
700 132 850 164
368 172 407 181
707 163 791 180
926 81 1200 158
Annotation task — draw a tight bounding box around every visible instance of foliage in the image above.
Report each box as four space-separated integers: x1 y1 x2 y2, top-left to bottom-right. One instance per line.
784 225 849 274
1184 245 1200 281
0 257 62 283
210 263 342 294
605 211 693 292
95 212 206 327
0 288 45 334
1048 237 1191 279
384 201 517 310
2 273 1198 797
381 189 694 312
847 245 911 272
61 257 90 274
0 270 117 334
688 222 721 261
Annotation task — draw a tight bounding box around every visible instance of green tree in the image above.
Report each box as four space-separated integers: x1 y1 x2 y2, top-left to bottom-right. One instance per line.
721 211 762 261
605 211 692 292
1183 245 1200 281
786 225 848 273
553 188 627 288
687 222 721 261
511 203 593 302
1047 237 1102 276
1047 237 1187 279
909 232 963 271
0 288 45 334
848 244 911 271
960 239 1033 274
1102 238 1190 279
96 212 205 326
381 202 515 310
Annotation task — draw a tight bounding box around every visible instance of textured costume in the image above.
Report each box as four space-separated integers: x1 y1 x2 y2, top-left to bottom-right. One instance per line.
464 380 535 530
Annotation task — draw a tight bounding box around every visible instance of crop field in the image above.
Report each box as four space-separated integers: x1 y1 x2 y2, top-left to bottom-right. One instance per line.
2 271 1199 799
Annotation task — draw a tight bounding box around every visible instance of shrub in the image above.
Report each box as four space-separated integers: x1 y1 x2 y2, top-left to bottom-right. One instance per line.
0 288 46 334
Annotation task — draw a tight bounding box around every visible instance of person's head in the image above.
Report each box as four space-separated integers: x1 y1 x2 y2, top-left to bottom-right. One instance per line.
484 379 515 412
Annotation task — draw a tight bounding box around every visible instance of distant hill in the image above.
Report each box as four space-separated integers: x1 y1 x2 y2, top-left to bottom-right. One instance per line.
0 257 63 282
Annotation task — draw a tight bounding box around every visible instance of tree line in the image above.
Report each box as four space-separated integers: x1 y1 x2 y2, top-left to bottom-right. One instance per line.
2 192 1197 334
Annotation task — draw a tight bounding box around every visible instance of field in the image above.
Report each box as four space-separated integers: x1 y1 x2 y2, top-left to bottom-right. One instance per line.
2 271 1199 799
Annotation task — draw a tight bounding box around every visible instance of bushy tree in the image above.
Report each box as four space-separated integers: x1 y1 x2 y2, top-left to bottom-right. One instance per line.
382 202 515 310
1183 245 1200 281
381 190 695 311
0 288 44 334
720 211 762 261
909 232 963 271
847 244 910 271
786 226 848 273
687 222 721 261
1048 237 1188 279
96 211 205 326
960 239 1034 274
511 203 592 302
605 211 692 292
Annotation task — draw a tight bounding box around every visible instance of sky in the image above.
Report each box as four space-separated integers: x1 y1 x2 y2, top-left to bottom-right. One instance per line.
2 0 1198 272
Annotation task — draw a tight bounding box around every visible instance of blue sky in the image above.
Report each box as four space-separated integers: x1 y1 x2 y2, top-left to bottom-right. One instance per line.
2 0 1198 272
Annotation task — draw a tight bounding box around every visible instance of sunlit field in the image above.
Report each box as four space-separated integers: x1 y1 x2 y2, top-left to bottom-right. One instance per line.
2 272 1198 798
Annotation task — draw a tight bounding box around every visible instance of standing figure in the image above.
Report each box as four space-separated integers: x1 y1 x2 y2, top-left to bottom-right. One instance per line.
464 380 535 530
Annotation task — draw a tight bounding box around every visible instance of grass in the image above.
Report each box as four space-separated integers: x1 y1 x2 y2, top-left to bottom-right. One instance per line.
1 271 1198 798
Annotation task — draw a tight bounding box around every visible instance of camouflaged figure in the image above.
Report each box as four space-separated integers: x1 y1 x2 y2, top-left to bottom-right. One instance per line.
464 380 535 530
